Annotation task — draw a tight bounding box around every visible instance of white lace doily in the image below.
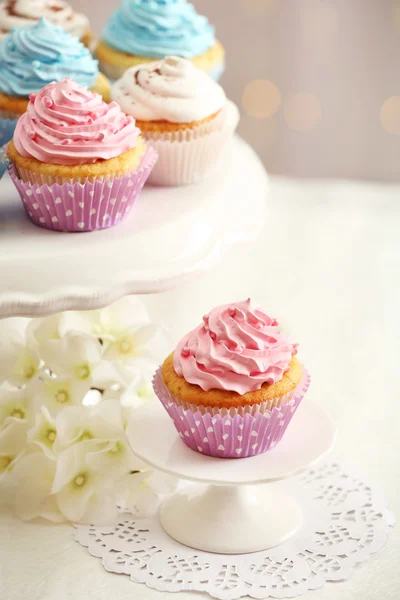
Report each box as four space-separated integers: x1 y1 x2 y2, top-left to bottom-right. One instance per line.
74 460 395 599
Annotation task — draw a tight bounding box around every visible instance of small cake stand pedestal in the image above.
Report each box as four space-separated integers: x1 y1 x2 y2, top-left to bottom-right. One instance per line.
127 400 336 555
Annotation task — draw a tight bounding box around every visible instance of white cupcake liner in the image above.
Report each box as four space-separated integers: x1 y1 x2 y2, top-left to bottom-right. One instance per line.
144 100 240 186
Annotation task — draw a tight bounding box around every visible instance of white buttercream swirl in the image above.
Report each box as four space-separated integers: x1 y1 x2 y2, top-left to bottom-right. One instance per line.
111 56 226 123
0 0 89 42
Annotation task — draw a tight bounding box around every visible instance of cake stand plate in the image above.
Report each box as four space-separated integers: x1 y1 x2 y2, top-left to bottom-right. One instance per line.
0 136 267 319
127 400 336 554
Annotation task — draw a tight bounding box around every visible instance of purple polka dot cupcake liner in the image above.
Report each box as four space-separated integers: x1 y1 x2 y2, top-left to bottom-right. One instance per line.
153 367 311 459
8 146 158 232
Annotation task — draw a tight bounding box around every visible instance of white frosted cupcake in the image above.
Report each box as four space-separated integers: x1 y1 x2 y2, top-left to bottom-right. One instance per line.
111 56 239 186
0 0 92 46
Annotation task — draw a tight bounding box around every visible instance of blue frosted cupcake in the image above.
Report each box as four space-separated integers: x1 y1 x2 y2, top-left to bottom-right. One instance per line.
0 18 110 145
95 0 225 82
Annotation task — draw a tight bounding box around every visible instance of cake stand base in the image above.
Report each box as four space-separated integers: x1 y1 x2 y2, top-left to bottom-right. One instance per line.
160 484 302 554
127 400 336 555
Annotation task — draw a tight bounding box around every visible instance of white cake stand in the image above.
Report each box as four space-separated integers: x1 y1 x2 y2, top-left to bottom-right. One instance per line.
0 136 267 319
127 399 336 555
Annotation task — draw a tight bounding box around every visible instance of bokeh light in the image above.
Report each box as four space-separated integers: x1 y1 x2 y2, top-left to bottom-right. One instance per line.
284 93 322 132
242 80 281 119
239 0 279 17
380 97 400 134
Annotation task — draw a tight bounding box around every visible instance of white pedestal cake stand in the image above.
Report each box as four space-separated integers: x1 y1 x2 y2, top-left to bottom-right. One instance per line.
126 399 336 555
0 136 267 319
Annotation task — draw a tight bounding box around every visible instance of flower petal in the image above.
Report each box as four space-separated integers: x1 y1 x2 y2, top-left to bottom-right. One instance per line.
52 440 96 493
78 488 118 525
86 438 143 478
13 453 64 522
127 484 161 518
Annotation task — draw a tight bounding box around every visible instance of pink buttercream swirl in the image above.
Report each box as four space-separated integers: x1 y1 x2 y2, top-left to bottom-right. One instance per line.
14 78 140 165
174 299 298 394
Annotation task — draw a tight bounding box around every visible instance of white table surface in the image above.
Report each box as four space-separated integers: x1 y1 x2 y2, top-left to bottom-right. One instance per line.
1 176 399 600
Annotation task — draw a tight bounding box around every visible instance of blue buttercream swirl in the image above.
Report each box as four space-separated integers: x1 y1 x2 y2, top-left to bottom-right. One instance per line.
0 18 99 97
102 0 216 58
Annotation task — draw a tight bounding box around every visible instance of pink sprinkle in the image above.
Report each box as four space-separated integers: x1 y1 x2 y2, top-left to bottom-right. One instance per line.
254 322 263 330
228 308 236 317
181 347 190 358
272 319 279 326
28 131 37 140
209 332 217 341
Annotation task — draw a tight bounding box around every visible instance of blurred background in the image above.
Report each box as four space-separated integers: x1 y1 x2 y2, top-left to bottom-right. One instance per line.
73 0 400 182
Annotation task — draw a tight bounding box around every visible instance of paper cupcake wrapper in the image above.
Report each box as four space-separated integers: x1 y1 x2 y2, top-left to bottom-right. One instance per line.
8 146 157 232
0 143 9 179
153 367 311 458
0 116 18 146
144 100 240 186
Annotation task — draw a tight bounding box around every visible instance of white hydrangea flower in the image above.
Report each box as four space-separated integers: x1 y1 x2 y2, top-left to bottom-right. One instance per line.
100 365 156 429
0 388 33 431
13 453 64 523
40 331 102 382
0 420 28 482
124 470 180 518
54 400 122 449
27 406 58 459
79 297 158 363
54 400 142 476
84 296 151 340
103 365 155 406
103 323 157 363
0 318 40 386
52 441 118 524
31 373 91 416
27 312 91 347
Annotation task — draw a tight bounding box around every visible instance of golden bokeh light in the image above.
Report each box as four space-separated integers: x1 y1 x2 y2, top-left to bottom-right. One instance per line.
239 0 279 17
284 93 322 132
242 80 281 119
380 97 400 134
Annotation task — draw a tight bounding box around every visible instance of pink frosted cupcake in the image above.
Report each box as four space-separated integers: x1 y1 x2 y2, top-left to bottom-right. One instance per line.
7 78 157 232
153 299 310 458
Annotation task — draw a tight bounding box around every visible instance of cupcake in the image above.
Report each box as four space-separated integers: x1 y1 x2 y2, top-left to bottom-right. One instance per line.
7 78 157 232
0 0 92 46
111 56 239 186
0 19 111 145
153 299 311 459
96 0 225 82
